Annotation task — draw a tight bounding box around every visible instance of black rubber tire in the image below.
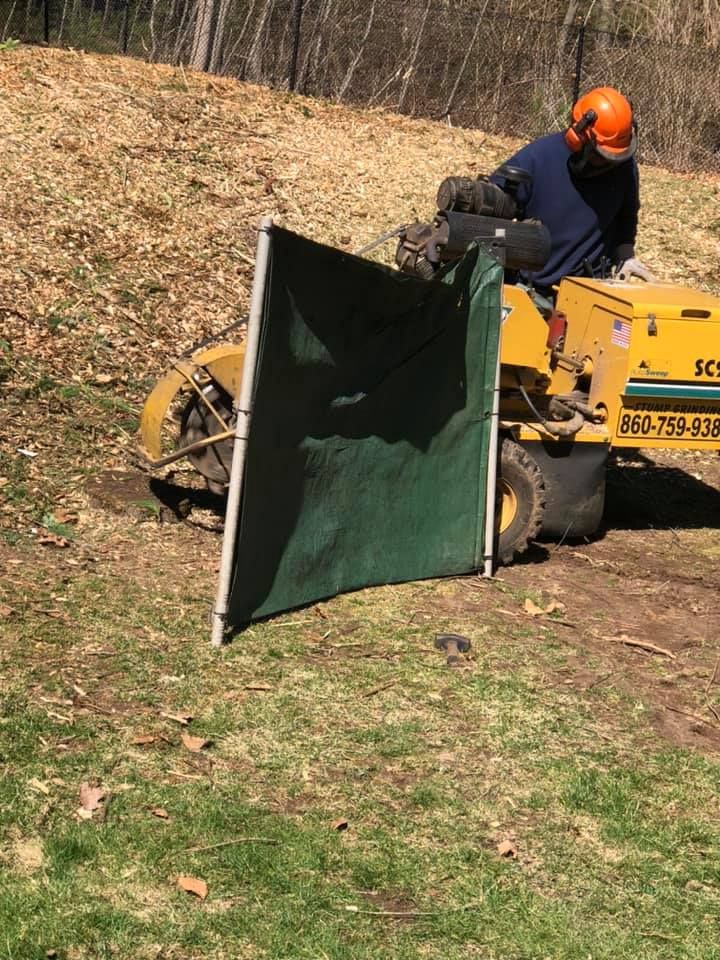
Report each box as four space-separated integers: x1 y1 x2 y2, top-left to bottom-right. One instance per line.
179 386 234 488
496 439 546 565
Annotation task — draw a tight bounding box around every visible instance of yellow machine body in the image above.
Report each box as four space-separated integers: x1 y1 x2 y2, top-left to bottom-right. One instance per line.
498 278 720 452
140 279 720 468
555 278 720 450
138 273 720 559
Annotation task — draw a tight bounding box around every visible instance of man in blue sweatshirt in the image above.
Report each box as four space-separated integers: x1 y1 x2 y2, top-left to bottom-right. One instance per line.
491 86 653 303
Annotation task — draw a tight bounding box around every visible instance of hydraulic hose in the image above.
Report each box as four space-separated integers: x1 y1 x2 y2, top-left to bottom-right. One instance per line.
515 375 585 438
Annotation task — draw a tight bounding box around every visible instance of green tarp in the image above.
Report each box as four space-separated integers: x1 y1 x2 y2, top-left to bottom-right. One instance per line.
228 227 502 626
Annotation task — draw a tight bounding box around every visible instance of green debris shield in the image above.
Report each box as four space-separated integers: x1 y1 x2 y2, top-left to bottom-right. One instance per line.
225 225 502 629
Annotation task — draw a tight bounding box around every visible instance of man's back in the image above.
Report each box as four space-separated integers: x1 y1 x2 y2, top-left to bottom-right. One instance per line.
491 132 639 290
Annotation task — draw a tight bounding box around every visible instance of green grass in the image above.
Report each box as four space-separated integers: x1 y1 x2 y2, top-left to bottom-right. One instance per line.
1 570 719 959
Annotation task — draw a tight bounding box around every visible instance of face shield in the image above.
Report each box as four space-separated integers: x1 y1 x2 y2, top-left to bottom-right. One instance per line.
568 129 637 179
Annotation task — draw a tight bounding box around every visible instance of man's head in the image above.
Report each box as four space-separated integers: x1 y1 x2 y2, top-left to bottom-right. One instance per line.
565 86 636 177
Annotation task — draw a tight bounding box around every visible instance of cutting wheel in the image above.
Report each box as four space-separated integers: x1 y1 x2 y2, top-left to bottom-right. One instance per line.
179 384 235 491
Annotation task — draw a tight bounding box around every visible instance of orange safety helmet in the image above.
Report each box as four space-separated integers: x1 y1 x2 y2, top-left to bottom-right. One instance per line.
565 86 636 163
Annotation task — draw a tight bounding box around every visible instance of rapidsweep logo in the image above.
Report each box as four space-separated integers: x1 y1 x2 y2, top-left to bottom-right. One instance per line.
630 359 669 378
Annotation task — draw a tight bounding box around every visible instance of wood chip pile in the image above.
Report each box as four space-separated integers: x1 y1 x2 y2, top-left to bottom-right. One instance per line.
1 45 719 422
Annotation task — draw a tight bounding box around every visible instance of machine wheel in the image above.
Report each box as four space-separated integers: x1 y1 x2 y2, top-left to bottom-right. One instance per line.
496 439 546 565
179 385 234 490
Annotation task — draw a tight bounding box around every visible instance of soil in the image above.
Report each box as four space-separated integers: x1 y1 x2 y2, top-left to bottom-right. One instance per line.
65 442 720 757
500 447 720 753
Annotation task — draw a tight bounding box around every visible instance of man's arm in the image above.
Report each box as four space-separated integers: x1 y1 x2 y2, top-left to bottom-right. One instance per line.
489 143 536 217
613 163 654 281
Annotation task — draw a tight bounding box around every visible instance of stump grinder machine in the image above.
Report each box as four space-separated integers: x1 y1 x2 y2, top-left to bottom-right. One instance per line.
139 166 720 563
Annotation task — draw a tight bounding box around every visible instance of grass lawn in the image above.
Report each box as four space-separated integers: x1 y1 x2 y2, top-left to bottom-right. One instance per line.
2 565 719 959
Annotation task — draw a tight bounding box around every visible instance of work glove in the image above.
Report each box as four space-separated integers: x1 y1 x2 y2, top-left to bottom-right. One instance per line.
615 257 656 282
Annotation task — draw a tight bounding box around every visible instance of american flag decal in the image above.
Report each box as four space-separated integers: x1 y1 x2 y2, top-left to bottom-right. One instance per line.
611 318 631 349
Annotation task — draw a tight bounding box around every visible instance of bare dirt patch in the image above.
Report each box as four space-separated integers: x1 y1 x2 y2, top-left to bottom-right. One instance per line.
496 448 720 753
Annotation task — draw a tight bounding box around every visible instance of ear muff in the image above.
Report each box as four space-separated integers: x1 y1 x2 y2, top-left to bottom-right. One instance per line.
565 109 598 153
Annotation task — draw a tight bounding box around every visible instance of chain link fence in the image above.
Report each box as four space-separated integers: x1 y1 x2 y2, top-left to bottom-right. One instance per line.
4 0 720 171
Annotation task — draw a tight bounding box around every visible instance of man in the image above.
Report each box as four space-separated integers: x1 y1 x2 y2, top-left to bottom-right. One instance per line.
490 86 654 302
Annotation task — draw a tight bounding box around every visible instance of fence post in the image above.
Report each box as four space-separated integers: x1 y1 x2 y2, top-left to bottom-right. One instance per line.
120 0 130 53
43 0 50 43
572 21 585 105
287 0 305 92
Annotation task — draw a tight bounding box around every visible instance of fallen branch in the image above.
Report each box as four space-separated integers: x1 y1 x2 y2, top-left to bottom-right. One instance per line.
584 671 617 691
570 551 621 571
664 704 720 730
704 655 720 698
362 679 398 698
610 635 676 659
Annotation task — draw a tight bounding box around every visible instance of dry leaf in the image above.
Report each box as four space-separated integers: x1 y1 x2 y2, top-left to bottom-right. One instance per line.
78 781 108 819
544 600 566 615
330 818 349 831
181 731 211 753
244 682 273 691
523 598 566 617
150 806 169 819
177 875 208 899
132 734 158 746
53 509 79 524
27 778 51 795
38 532 70 548
79 781 106 812
0 604 13 618
523 598 545 617
496 839 517 858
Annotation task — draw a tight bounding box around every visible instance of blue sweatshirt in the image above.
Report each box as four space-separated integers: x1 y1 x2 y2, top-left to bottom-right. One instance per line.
490 132 639 289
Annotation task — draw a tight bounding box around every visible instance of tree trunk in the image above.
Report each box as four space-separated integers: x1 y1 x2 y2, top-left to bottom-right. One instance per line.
172 0 196 64
245 0 273 82
57 0 69 40
439 0 490 120
2 1 17 40
217 0 258 78
337 0 377 101
594 0 612 44
398 0 432 113
208 0 231 73
190 0 215 71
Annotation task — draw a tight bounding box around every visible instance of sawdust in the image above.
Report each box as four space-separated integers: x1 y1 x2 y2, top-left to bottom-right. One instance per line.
3 43 718 412
7 835 45 874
